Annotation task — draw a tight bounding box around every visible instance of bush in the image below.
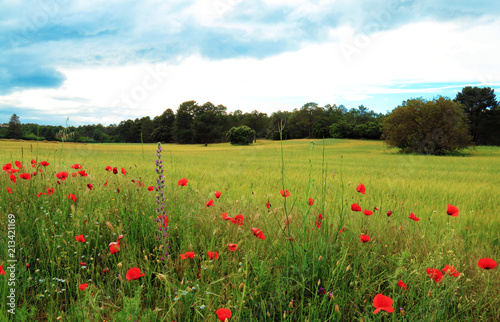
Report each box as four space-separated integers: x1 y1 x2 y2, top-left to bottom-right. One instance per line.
383 97 473 155
226 126 256 145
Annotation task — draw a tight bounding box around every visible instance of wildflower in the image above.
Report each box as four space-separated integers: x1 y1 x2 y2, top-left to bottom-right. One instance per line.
398 280 407 290
426 268 443 282
280 189 291 197
266 201 271 209
105 166 112 171
409 212 420 221
308 197 314 206
221 212 229 220
447 204 459 217
78 170 88 177
360 234 370 243
15 161 23 169
126 267 145 281
68 194 77 202
215 191 222 199
206 199 215 207
351 203 362 212
71 164 82 169
148 186 154 191
47 188 55 195
31 159 36 167
363 209 373 216
113 167 118 174
216 308 232 321
387 210 392 217
56 171 69 180
6 187 12 193
356 183 366 194
87 184 93 190
19 173 31 180
207 251 219 260
121 168 127 175
251 228 265 240
75 235 86 243
40 161 49 166
109 242 120 255
338 227 346 234
0 266 5 275
477 258 497 270
9 174 16 183
228 243 238 252
442 265 460 277
79 283 88 291
229 214 244 225
373 293 394 314
72 172 77 177
178 178 188 186
180 252 195 259
315 213 323 228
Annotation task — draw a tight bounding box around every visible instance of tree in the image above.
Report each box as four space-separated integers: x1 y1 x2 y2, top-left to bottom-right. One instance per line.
6 114 22 139
152 109 175 142
383 97 473 154
455 86 499 144
173 101 197 143
226 126 255 145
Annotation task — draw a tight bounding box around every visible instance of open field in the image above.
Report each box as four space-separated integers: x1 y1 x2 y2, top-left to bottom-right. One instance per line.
1 138 499 321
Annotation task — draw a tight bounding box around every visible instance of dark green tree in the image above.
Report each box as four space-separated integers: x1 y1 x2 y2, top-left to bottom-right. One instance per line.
6 114 22 139
173 101 197 143
226 126 255 145
152 109 175 142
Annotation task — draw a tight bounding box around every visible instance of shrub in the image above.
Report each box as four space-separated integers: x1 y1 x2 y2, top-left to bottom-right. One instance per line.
226 126 256 145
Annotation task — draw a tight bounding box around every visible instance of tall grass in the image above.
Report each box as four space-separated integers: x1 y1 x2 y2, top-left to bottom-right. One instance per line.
0 138 499 321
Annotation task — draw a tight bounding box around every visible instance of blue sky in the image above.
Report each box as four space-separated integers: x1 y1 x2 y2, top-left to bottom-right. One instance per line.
1 0 499 126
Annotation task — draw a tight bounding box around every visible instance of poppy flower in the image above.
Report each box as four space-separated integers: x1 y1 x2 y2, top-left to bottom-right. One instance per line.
31 159 36 167
338 227 346 234
105 166 112 171
351 203 362 212
79 283 88 291
447 204 459 217
308 198 314 206
6 187 12 193
103 268 109 273
426 268 443 282
221 212 229 220
387 210 392 217
442 265 460 277
37 192 45 197
207 251 219 260
360 234 370 243
409 213 420 221
0 266 5 275
15 161 23 169
56 171 69 180
373 293 394 314
280 189 291 197
363 209 373 216
228 243 238 251
75 235 86 242
398 280 407 290
19 173 31 180
126 267 145 281
9 174 16 183
32 171 37 176
3 163 13 172
477 258 497 270
266 201 271 209
71 164 82 169
112 167 118 174
40 161 49 166
147 186 154 191
72 173 77 177
251 228 266 240
78 170 88 177
121 168 127 175
68 194 77 202
180 252 195 259
178 178 188 186
374 207 379 211
104 181 108 187
356 183 366 194
230 214 244 225
216 308 232 321
109 242 120 255
315 213 323 228
47 187 54 195
215 191 222 199
206 199 215 207
87 184 93 190
80 262 87 266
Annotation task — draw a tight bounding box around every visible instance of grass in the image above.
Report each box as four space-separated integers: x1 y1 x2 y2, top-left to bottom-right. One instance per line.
1 138 499 321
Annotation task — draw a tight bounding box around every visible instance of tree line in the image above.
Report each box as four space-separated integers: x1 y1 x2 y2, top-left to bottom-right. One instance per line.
1 86 498 149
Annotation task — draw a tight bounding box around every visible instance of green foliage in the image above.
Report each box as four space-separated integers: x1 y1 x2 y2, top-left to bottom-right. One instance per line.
6 113 22 139
383 97 473 154
226 125 255 145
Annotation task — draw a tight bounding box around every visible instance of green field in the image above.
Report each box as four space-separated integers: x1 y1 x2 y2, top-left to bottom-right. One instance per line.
1 139 499 321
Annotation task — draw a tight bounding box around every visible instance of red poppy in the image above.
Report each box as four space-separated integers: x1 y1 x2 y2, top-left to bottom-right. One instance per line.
109 241 121 254
207 251 219 260
78 170 88 177
79 283 88 291
477 258 497 270
442 265 460 277
103 268 109 273
360 234 370 243
315 213 323 228
398 280 407 290
266 201 271 209
87 184 93 190
47 187 54 195
31 159 36 167
215 191 222 199
75 235 86 242
230 214 244 225
374 207 379 211
32 171 37 176
126 267 145 281
147 186 154 191
338 227 346 234
105 166 112 171
121 168 127 175
308 197 314 206
387 210 392 217
363 209 373 216
37 192 45 197
228 243 238 251
251 228 266 240
180 252 195 259
112 167 118 174
68 194 77 202
9 174 16 183
178 178 188 186
80 262 87 266
447 204 459 217
356 183 366 194
19 173 31 180
221 212 229 220
40 161 49 166
72 173 77 177
117 188 120 193
56 171 69 180
15 161 23 169
373 293 394 314
0 266 5 275
3 163 13 172
351 203 362 212
6 187 12 193
104 181 108 187
426 268 443 282
71 164 82 169
216 308 232 321
409 212 420 221
206 199 215 207
280 189 291 197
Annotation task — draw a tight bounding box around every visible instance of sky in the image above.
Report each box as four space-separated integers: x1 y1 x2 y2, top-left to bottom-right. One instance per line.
1 0 499 126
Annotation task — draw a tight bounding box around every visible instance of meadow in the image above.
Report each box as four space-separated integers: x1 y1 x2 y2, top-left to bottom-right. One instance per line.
1 138 499 321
